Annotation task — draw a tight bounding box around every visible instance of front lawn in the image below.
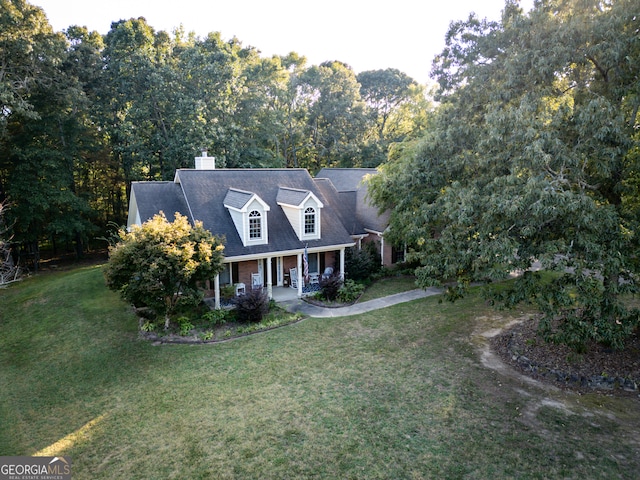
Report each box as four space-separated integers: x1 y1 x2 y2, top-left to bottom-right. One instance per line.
1 266 638 479
357 275 419 303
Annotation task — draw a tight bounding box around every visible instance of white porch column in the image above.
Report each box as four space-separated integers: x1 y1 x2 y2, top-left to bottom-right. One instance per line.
339 247 345 280
266 256 273 299
379 233 385 266
214 274 220 310
297 252 303 297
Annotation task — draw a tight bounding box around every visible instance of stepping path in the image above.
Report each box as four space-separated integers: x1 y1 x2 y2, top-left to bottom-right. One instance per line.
279 287 444 318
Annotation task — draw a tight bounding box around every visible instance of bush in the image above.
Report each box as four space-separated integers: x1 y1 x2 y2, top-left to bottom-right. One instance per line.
320 273 343 301
337 279 365 303
140 320 156 332
345 243 381 281
220 284 236 300
176 316 195 336
200 330 214 341
202 309 229 326
233 288 269 323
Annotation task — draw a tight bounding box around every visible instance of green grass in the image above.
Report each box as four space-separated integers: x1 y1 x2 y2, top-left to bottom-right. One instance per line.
357 275 419 303
1 266 639 479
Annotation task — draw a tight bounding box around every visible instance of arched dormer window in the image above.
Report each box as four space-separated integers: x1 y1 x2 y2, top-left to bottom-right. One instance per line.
277 187 322 240
224 189 269 246
304 207 316 235
249 210 262 239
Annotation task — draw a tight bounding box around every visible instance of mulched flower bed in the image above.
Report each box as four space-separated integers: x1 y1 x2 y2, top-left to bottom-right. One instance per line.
490 316 640 396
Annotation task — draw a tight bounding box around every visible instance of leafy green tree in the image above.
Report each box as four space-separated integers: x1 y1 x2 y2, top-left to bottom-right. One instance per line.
1 1 97 261
1 0 61 196
161 32 246 170
61 26 125 229
298 61 368 171
277 53 311 168
99 21 251 180
358 69 417 139
99 17 166 184
357 69 431 167
104 212 225 329
232 54 288 167
0 0 57 140
370 0 640 351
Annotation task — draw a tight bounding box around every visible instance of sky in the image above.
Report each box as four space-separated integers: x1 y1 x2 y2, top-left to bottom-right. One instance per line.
31 0 534 85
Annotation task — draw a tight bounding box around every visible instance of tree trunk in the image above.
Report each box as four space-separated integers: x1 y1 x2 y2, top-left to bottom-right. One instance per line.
164 295 172 330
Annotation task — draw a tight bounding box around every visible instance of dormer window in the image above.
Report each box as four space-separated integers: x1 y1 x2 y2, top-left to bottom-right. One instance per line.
224 188 270 246
249 210 262 239
277 187 323 241
304 207 316 235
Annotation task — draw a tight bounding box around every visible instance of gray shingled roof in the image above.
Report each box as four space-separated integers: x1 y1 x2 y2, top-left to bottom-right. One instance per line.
131 181 190 224
223 188 254 210
316 168 378 192
313 178 363 235
276 187 311 207
166 169 354 258
316 168 389 234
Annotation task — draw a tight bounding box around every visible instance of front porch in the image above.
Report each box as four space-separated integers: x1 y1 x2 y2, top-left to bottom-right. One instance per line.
204 284 316 309
270 284 321 302
206 247 346 309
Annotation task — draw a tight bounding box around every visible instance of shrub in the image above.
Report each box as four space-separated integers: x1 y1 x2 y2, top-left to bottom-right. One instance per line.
220 284 236 300
177 316 194 336
202 309 229 326
320 273 343 301
233 288 269 323
200 330 214 341
345 243 381 281
140 320 156 332
337 279 365 303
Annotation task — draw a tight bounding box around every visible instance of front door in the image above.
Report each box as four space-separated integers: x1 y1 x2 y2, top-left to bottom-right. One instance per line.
257 259 264 284
271 257 283 286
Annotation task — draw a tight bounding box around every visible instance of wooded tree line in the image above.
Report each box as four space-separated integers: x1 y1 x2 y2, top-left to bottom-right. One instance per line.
371 0 640 351
0 0 430 262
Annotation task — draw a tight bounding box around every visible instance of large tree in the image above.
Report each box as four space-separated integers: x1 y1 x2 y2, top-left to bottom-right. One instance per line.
103 212 225 329
297 60 368 171
0 0 55 140
370 0 640 351
357 68 431 167
0 0 97 262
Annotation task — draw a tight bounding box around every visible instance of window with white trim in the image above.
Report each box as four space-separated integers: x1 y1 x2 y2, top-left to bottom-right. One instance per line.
249 210 262 239
304 207 316 235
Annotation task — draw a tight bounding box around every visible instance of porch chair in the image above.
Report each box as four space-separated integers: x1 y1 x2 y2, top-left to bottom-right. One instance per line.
321 266 334 280
289 268 298 288
251 273 263 290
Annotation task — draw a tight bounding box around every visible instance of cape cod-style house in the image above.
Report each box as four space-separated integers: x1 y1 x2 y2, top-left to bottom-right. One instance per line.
127 153 393 308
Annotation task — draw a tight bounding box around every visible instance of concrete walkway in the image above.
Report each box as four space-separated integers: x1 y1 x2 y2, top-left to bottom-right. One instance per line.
279 287 444 318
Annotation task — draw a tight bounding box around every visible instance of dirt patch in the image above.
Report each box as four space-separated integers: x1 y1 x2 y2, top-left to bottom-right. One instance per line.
489 316 640 396
475 315 640 454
